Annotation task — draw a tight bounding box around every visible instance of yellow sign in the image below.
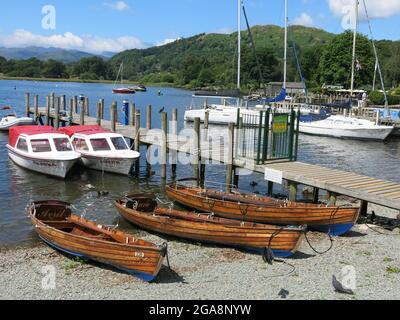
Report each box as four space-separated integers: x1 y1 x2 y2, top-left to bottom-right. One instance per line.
272 114 288 134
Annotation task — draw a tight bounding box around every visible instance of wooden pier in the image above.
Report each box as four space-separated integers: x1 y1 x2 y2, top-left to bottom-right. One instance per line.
25 93 400 215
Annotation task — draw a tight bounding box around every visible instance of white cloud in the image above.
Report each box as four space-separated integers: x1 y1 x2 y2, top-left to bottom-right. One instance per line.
292 13 314 27
0 29 146 53
328 0 400 20
104 1 130 11
209 27 233 35
155 38 181 47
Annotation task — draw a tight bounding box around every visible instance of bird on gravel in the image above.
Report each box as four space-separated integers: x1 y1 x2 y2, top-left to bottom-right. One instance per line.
278 289 289 299
332 275 354 295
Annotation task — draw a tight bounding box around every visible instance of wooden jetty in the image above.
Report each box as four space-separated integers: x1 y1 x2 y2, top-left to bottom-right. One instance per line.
23 92 400 215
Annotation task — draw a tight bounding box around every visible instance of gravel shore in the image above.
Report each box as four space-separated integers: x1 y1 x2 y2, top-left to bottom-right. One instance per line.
1 201 400 300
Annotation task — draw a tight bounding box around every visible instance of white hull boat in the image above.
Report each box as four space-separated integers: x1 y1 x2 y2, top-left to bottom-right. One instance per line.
7 126 80 178
299 115 394 141
59 125 140 176
0 115 34 131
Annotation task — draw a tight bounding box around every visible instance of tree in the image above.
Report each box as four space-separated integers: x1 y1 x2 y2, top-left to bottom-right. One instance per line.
0 56 6 73
318 31 374 88
72 57 110 80
42 59 67 78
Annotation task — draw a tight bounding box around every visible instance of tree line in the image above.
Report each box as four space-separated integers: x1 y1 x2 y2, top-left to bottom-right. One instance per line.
0 29 399 95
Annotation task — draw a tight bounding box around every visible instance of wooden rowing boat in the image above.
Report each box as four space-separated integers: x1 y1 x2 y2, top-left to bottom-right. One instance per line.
27 200 166 282
114 194 306 258
166 182 360 236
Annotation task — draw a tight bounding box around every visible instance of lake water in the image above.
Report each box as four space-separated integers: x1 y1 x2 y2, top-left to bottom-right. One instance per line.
1 79 399 247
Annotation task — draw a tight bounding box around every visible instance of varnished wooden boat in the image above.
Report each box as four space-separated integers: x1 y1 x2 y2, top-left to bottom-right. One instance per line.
166 182 361 236
27 200 166 282
115 194 306 258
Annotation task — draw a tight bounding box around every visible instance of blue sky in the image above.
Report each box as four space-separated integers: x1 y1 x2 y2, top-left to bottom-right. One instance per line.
0 0 399 53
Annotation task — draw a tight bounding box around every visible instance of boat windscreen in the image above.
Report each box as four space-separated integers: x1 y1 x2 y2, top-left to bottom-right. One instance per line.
31 139 52 153
111 137 128 150
90 138 111 151
54 138 73 152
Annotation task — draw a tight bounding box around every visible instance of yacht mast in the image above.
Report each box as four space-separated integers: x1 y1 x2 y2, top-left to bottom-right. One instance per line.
283 0 288 90
350 0 359 100
237 0 241 91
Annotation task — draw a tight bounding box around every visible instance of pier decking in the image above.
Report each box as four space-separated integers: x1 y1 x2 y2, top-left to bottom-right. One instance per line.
30 101 400 213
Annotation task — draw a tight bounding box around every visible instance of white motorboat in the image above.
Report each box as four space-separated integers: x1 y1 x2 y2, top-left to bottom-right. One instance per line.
299 115 394 141
59 125 140 175
6 126 80 178
0 108 34 131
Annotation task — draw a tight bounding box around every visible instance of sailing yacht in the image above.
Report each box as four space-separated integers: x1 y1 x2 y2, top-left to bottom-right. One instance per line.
298 0 393 141
112 63 136 94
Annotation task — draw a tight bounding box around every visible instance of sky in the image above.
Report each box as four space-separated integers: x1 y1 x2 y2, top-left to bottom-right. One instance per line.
0 0 399 54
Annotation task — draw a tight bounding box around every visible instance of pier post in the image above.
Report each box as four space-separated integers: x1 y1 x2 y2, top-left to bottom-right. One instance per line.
85 97 90 116
73 96 78 114
129 103 136 127
226 123 234 193
171 108 178 179
69 98 73 123
193 117 201 185
111 101 117 132
161 112 168 181
134 110 141 176
146 105 152 130
100 99 105 119
25 93 30 117
328 192 337 206
46 96 51 126
61 95 66 111
204 111 210 129
288 181 298 201
33 95 39 123
54 97 60 129
360 200 368 217
96 102 102 126
51 92 55 109
313 187 320 204
80 98 85 125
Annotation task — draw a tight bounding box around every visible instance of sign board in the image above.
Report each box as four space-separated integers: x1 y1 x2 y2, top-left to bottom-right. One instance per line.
265 168 283 185
272 114 288 134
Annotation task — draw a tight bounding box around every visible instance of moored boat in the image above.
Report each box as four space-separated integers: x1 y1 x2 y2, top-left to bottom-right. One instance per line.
115 194 305 258
6 126 80 178
27 200 166 281
59 125 140 175
0 106 34 131
166 182 360 236
112 88 136 94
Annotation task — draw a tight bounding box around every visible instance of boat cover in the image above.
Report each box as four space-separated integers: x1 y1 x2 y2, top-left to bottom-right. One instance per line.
59 125 111 137
263 88 286 103
9 126 55 148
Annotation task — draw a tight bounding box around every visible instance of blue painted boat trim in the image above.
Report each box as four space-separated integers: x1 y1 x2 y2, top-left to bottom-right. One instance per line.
311 223 354 237
39 236 156 282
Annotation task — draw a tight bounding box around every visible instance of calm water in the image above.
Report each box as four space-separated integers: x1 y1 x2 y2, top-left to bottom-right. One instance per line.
1 79 399 247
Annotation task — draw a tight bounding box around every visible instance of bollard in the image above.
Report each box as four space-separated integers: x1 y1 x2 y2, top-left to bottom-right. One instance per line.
111 102 117 132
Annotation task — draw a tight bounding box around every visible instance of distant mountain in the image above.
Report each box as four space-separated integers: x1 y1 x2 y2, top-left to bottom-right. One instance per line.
0 47 106 63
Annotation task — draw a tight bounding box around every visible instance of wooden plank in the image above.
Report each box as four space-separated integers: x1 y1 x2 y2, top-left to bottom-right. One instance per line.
364 183 400 193
341 178 381 188
357 182 398 192
375 188 400 196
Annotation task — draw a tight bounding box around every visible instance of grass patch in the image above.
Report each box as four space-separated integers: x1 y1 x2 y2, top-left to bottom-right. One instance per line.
386 266 400 274
383 257 394 263
62 257 86 274
362 251 372 256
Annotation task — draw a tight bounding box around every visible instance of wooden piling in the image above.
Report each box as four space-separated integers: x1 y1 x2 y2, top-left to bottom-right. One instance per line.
33 95 39 123
313 187 320 204
80 98 85 125
46 96 51 126
288 181 298 201
204 110 209 129
96 102 102 126
69 98 73 122
51 92 55 109
25 93 30 117
146 105 152 130
360 200 368 217
268 181 274 196
61 95 66 111
226 123 234 193
192 117 201 185
134 111 140 152
111 102 117 132
85 97 90 116
171 108 178 179
100 99 105 119
161 112 168 180
129 103 136 127
73 96 78 114
54 97 60 129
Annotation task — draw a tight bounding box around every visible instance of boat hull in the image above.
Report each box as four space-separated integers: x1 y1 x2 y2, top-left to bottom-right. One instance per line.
166 185 360 236
7 146 77 178
80 155 137 175
112 89 136 94
115 200 305 257
299 123 393 141
28 201 165 282
0 118 35 131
